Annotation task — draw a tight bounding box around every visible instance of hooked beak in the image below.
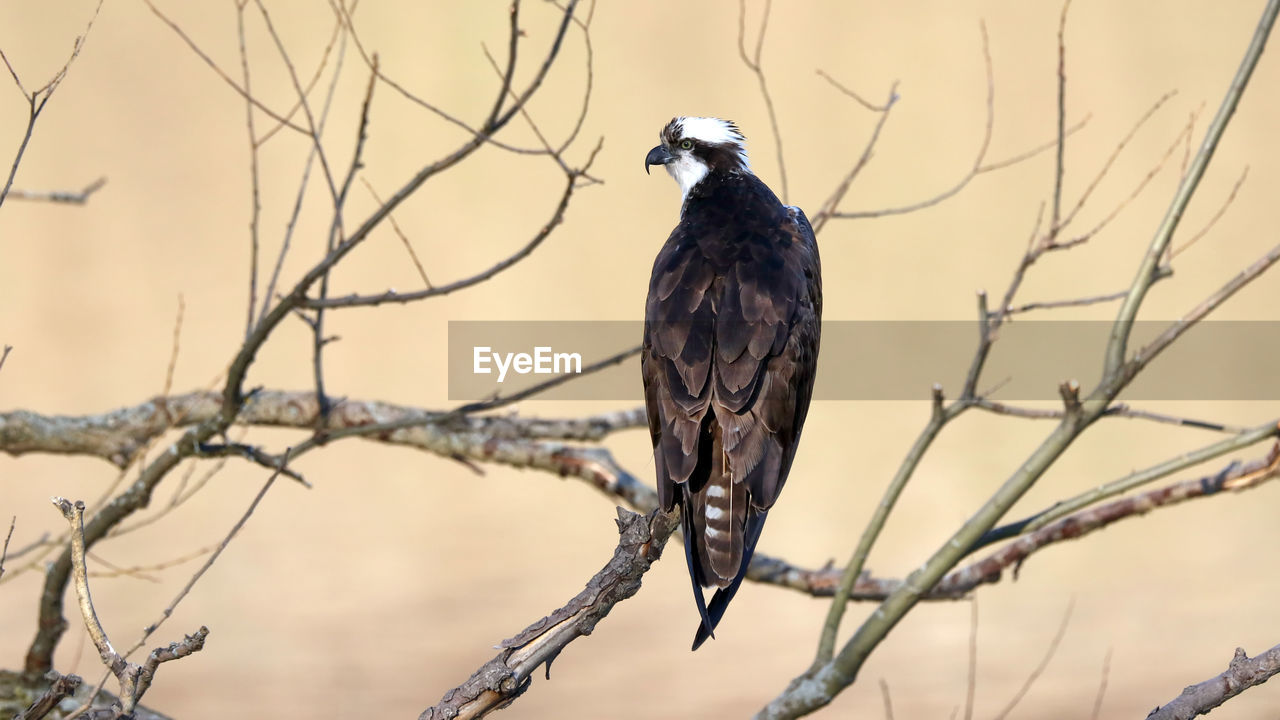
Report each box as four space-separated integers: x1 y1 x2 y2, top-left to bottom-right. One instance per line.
644 145 673 175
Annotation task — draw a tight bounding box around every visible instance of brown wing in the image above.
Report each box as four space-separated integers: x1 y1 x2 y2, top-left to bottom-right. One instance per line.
642 196 821 648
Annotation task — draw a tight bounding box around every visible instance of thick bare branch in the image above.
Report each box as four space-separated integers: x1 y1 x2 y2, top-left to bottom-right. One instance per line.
1146 645 1280 720
0 390 643 467
939 442 1280 595
420 508 680 720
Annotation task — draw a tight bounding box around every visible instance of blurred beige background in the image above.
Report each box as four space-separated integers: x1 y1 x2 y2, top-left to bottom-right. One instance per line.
2 1 1279 718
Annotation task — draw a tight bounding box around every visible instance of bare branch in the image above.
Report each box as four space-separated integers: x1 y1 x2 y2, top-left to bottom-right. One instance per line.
0 390 644 469
255 2 347 147
236 1 262 337
0 0 103 208
738 0 786 201
809 83 898 234
1003 288 1127 315
50 497 208 717
990 601 1073 720
360 177 432 289
420 508 680 720
812 381 967 666
878 679 895 720
117 455 287 665
301 140 603 310
814 69 889 112
1061 107 1198 249
826 24 1045 223
962 599 977 720
14 0 591 681
1127 240 1280 380
141 0 307 134
1090 649 1113 720
13 671 82 720
1058 90 1176 231
1102 0 1279 381
1146 644 1280 720
3 176 106 204
975 420 1279 549
257 21 350 331
974 398 1251 434
0 516 14 581
1169 165 1249 259
1050 0 1072 232
940 441 1280 595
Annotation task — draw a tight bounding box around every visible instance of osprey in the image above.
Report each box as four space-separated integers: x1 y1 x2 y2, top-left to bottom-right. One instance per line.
642 117 822 649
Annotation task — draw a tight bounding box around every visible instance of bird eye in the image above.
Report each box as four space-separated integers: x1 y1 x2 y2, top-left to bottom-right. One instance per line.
679 139 693 150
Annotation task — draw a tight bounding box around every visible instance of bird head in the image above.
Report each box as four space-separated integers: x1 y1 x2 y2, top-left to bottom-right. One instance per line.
645 117 751 198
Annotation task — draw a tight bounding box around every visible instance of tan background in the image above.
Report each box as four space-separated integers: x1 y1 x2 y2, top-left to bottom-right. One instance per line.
2 1 1279 718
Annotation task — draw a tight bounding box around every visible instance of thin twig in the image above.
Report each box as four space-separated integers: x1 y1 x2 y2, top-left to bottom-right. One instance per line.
117 452 290 662
1063 108 1199 249
1169 165 1249 259
1102 0 1279 381
237 1 262 337
827 23 998 222
360 177 433 289
3 177 107 204
141 0 306 133
1090 648 1112 720
257 24 349 331
302 140 603 309
878 680 894 720
257 1 348 147
1003 289 1127 315
1058 90 1176 231
810 84 899 234
990 600 1073 720
974 398 1249 434
1129 240 1280 379
738 0 786 201
1050 0 1072 234
0 516 14 580
815 69 889 112
962 599 978 720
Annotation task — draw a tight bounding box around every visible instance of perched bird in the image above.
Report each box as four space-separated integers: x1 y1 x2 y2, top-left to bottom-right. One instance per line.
642 117 822 649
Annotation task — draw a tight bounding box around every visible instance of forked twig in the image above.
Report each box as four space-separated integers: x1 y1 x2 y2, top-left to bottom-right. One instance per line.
51 497 208 718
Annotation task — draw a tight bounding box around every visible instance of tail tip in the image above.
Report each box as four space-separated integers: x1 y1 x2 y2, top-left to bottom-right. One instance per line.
690 623 715 651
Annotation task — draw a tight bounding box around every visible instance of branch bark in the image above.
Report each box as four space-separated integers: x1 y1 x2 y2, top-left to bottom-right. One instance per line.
1146 644 1280 720
419 508 680 720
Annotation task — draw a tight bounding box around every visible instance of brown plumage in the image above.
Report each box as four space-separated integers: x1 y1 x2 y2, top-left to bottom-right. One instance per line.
643 117 821 649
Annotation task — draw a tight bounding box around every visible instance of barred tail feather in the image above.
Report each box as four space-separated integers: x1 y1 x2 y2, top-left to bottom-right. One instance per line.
691 509 768 650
